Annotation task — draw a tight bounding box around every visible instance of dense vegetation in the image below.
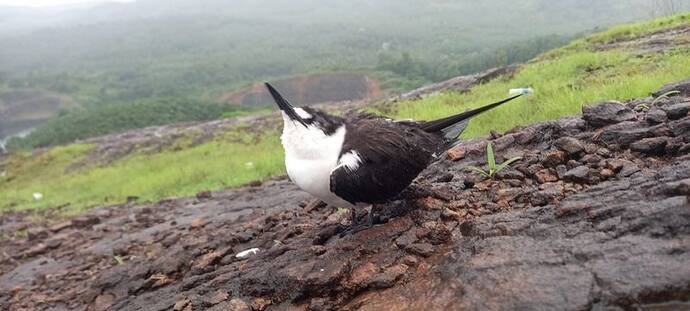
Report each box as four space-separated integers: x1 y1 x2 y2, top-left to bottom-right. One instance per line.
5 98 253 149
1 13 689 213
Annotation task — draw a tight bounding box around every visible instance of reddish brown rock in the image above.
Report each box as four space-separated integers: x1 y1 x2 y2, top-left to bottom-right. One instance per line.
535 169 559 183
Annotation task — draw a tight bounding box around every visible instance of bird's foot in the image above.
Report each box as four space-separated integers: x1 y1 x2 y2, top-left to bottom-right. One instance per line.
337 209 387 237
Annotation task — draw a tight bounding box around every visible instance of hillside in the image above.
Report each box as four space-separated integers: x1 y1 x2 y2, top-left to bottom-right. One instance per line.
1 79 689 310
1 13 689 213
1 13 690 310
2 0 689 147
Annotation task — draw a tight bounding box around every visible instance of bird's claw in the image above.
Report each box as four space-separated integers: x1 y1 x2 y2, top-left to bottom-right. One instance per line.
336 211 386 237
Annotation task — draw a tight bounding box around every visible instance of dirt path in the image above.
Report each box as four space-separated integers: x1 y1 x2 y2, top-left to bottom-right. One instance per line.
1 82 690 310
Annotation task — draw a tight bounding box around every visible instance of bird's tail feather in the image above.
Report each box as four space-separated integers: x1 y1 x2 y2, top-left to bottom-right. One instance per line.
420 94 524 139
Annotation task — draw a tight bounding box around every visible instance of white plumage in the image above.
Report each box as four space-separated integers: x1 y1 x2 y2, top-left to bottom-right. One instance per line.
280 111 357 208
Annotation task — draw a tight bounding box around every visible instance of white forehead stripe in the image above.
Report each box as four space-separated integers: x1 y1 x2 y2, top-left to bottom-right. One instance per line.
336 150 363 173
294 107 312 119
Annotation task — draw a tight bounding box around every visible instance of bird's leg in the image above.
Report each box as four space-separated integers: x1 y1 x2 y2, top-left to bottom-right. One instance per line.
338 205 384 237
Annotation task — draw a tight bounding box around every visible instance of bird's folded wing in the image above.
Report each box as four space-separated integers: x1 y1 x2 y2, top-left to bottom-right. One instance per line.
329 119 439 205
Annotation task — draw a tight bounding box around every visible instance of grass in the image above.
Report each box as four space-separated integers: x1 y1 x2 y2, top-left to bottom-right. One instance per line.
0 130 284 214
585 13 690 45
2 13 690 213
386 35 690 138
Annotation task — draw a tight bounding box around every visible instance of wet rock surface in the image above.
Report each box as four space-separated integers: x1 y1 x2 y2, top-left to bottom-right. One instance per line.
1 85 690 310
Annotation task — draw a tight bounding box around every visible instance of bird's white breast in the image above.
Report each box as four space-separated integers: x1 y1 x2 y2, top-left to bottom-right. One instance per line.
280 114 355 207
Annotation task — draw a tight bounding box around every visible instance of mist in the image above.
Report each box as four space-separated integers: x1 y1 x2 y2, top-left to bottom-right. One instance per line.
1 0 689 147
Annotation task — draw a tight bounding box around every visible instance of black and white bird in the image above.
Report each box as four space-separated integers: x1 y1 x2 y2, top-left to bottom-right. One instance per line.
265 82 525 232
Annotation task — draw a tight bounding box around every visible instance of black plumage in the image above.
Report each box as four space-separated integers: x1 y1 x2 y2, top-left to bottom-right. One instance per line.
330 112 444 205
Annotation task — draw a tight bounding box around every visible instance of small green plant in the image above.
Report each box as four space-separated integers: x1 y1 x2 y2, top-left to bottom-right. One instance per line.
466 142 522 178
636 90 681 111
336 207 349 215
114 255 125 265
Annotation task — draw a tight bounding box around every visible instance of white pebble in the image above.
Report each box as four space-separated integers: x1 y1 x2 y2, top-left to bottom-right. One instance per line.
235 248 260 260
509 87 535 96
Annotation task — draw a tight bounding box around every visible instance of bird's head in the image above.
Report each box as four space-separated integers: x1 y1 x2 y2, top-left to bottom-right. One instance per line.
265 82 343 136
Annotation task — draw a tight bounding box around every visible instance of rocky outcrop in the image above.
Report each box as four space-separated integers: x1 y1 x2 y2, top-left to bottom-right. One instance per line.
388 65 518 102
1 82 690 310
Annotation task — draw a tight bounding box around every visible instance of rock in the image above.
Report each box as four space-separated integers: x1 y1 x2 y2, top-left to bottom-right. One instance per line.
563 166 592 184
662 179 690 195
441 208 462 221
446 147 466 161
190 218 206 229
251 298 271 311
668 118 690 137
661 102 690 120
652 79 690 97
566 160 580 170
554 137 585 157
173 298 191 311
530 183 564 206
204 290 229 305
308 298 331 311
72 215 100 228
556 165 568 179
46 238 62 249
192 248 231 272
680 144 690 155
596 148 612 158
646 108 668 125
405 243 434 257
195 191 212 199
350 262 379 286
310 245 327 256
598 121 670 147
493 168 525 180
434 173 454 183
49 221 73 232
225 299 251 311
619 163 641 177
25 243 49 257
393 65 518 101
580 154 603 166
26 227 48 240
543 150 566 167
93 293 116 311
582 101 636 127
402 256 419 267
600 169 614 180
248 180 263 187
630 137 669 155
535 169 559 183
369 264 408 289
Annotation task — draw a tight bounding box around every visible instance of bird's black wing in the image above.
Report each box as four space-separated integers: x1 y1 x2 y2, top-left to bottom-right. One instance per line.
330 114 443 205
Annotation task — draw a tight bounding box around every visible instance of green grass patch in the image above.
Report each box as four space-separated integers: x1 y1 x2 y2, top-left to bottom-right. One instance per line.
0 130 285 214
384 15 690 138
586 12 690 45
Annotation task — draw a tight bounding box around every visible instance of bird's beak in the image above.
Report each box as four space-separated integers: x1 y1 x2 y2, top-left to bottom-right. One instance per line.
265 82 307 127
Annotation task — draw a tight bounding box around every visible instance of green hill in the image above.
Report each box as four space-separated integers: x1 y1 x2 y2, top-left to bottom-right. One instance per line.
1 13 690 213
3 0 689 148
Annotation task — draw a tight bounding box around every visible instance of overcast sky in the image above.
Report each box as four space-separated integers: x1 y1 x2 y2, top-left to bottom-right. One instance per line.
0 0 133 7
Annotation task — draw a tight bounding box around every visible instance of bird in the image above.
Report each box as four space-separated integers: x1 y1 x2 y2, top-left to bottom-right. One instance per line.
265 82 525 233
